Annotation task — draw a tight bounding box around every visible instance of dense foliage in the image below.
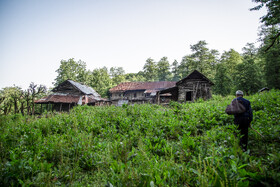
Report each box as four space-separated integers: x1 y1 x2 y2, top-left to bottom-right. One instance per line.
251 0 280 51
0 83 47 116
1 90 279 186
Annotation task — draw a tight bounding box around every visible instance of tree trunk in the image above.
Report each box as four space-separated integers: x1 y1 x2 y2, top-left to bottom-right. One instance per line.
32 98 35 115
26 100 30 115
20 102 25 116
7 104 12 115
14 98 18 114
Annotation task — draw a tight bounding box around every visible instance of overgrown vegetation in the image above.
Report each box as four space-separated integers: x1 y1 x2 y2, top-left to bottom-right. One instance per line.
1 90 279 186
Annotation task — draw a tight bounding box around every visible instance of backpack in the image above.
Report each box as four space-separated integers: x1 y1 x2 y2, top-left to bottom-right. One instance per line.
225 99 246 115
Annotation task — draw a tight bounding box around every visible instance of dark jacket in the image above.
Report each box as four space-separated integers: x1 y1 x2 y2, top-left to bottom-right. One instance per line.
233 97 253 122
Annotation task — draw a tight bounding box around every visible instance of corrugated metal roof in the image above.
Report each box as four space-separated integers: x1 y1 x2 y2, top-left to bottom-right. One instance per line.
67 80 101 97
144 90 158 94
36 80 105 105
52 80 101 97
109 81 176 93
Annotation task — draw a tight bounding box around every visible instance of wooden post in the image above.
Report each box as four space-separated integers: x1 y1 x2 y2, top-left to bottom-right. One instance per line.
60 103 62 112
69 103 71 111
40 104 43 114
200 83 202 98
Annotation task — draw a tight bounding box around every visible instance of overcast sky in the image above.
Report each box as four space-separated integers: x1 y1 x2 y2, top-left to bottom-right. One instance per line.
0 0 266 89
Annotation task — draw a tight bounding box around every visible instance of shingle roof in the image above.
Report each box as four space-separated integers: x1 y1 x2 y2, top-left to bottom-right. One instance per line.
35 94 81 104
109 81 176 93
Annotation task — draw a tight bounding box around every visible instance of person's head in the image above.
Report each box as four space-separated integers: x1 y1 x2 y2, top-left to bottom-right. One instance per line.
236 90 243 97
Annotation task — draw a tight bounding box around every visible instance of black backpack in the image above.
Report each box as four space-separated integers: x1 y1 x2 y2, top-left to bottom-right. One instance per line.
225 99 246 115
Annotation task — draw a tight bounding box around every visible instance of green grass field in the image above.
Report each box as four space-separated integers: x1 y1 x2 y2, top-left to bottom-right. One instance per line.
1 90 279 186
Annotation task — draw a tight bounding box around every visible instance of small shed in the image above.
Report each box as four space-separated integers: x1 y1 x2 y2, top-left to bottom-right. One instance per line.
157 70 214 103
35 80 106 112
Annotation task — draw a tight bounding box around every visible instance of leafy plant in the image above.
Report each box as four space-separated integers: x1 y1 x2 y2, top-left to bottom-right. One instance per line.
0 90 279 186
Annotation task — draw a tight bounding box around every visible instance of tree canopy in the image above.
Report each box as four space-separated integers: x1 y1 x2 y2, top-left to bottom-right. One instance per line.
251 0 280 51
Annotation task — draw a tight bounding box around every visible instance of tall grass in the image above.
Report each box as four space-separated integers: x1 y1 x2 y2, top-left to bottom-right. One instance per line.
0 90 279 186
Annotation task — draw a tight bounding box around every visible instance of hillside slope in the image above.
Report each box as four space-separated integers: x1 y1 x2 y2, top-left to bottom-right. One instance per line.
0 90 279 186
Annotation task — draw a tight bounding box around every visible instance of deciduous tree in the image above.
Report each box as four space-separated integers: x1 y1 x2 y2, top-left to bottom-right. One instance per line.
178 55 193 79
251 0 280 51
110 67 126 86
157 57 171 81
213 63 231 96
90 67 113 98
54 58 88 86
233 59 263 95
259 26 280 89
143 58 158 81
28 83 47 115
171 60 180 81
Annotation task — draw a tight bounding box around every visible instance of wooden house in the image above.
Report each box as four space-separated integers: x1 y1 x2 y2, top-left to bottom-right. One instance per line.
109 81 176 106
35 80 106 112
157 70 214 103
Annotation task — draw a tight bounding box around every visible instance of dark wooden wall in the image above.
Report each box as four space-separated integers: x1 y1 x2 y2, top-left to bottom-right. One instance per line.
177 80 212 102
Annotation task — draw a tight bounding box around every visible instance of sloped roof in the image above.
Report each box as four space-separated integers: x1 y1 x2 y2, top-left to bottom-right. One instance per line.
109 81 176 93
35 93 106 104
53 80 101 97
35 94 80 104
176 70 214 85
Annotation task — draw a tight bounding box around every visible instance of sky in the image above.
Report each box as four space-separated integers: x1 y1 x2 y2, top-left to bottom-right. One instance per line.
0 0 266 89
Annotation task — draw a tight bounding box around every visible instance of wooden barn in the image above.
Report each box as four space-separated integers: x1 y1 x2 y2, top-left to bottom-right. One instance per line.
109 81 176 106
157 70 214 103
35 80 107 112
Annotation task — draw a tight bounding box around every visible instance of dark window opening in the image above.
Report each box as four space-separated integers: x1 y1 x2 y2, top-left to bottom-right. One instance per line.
134 93 137 98
186 91 192 101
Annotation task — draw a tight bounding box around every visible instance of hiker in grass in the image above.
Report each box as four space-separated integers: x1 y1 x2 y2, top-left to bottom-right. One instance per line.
233 90 253 152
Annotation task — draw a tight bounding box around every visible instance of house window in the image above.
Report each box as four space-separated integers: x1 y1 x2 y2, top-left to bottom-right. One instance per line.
134 93 137 98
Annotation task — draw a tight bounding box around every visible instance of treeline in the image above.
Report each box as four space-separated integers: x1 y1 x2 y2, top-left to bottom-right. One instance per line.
1 31 279 115
1 0 279 115
0 83 47 115
53 26 279 98
51 0 280 97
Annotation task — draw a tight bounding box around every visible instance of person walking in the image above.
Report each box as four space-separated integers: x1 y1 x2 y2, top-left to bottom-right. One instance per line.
233 90 253 151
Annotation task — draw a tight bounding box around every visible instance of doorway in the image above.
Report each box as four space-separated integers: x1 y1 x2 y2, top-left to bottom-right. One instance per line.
186 91 192 101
